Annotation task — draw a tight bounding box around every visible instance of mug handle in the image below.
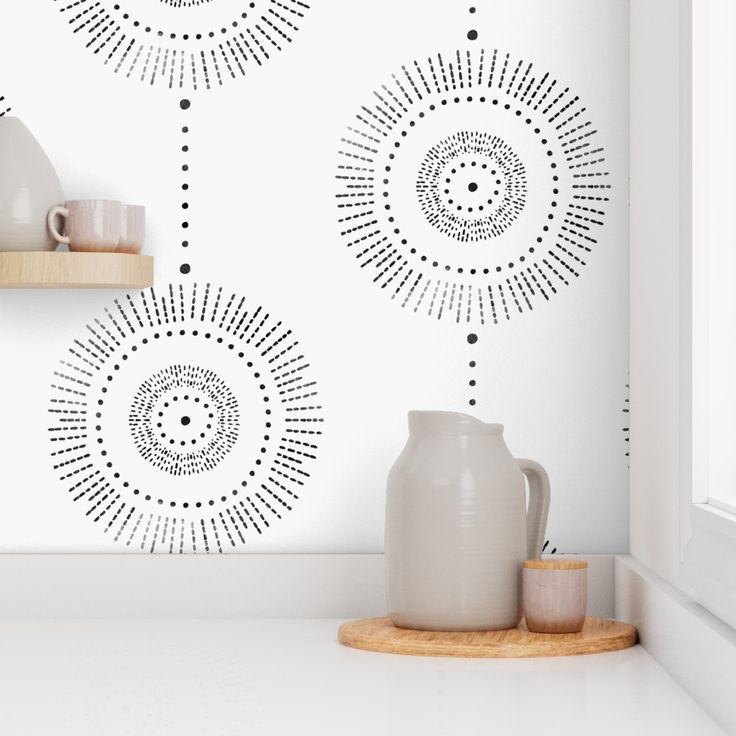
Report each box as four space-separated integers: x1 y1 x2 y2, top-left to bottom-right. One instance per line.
516 458 551 560
47 206 70 245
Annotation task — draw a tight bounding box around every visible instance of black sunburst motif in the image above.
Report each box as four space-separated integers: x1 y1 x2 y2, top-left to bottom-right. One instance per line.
55 0 310 91
129 364 240 476
336 48 610 325
416 131 527 242
48 282 323 552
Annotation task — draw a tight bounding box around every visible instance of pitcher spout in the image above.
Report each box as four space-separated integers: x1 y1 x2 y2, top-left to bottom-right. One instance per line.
407 410 503 436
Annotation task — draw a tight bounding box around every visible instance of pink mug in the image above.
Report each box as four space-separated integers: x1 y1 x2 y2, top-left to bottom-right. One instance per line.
48 199 120 252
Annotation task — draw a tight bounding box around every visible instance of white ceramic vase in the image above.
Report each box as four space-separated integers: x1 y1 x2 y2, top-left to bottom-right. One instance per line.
385 411 551 631
0 117 64 251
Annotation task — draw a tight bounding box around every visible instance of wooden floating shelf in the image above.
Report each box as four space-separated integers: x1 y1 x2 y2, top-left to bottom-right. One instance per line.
0 251 153 289
338 616 638 658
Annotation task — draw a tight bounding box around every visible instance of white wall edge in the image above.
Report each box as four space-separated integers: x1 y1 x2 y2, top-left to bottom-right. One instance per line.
615 555 736 735
0 553 614 620
629 0 685 584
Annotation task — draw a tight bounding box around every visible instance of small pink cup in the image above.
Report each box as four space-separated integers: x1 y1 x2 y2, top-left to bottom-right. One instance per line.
47 199 120 252
522 559 588 634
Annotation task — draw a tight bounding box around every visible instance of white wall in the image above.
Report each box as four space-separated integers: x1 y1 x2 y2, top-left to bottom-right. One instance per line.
0 0 629 553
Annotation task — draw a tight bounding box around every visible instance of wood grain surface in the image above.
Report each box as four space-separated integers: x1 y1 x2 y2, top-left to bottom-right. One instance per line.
338 616 637 658
0 251 153 288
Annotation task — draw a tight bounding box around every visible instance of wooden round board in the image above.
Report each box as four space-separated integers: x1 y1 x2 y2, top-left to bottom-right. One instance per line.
338 616 637 658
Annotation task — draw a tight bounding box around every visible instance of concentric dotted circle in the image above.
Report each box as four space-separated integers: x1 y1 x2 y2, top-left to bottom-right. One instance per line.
336 48 610 325
129 365 240 476
111 0 256 39
48 283 323 553
416 131 527 241
56 0 311 91
379 96 560 279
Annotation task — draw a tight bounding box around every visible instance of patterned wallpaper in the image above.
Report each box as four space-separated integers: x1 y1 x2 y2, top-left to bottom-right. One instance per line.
0 0 628 552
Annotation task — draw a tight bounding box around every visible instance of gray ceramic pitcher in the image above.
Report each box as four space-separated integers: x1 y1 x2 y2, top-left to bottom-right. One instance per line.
385 411 550 631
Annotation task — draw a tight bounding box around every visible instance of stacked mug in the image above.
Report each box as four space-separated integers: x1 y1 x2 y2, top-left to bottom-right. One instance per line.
47 200 145 254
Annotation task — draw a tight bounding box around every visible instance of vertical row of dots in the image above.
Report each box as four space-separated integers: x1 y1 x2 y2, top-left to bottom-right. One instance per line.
467 6 478 40
467 333 478 407
179 98 191 276
623 382 630 461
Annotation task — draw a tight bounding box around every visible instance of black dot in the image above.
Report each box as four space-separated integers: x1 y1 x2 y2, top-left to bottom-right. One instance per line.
469 5 476 12
468 182 478 192
467 29 478 40
469 399 477 406
180 263 191 274
181 416 191 426
467 333 478 345
179 99 191 110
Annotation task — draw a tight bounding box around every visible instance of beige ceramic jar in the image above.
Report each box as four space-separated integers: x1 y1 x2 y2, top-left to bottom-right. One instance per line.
385 411 550 632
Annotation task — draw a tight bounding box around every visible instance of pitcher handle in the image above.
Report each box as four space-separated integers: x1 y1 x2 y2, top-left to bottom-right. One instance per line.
516 458 550 560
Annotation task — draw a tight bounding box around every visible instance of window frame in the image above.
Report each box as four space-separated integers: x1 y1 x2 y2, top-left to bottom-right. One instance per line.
680 0 736 629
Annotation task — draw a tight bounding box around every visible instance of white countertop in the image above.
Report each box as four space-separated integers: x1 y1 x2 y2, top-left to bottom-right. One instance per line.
0 619 725 736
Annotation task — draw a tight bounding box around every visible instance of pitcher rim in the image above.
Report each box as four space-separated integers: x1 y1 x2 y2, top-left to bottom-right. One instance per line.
408 410 503 435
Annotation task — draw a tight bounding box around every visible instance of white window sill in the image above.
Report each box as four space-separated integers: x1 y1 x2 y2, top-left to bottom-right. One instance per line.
681 503 736 630
698 501 736 532
616 554 736 735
